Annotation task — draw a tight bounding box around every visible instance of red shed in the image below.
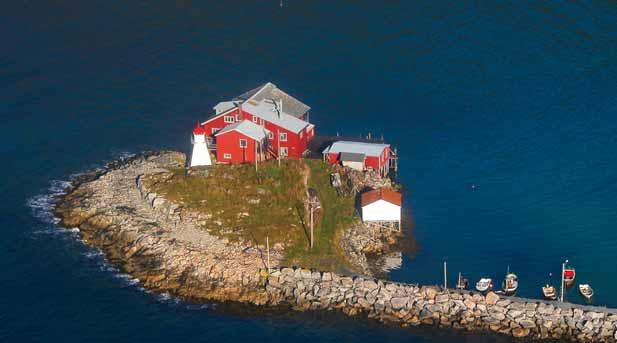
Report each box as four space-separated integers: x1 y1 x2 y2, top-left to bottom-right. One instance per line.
323 141 391 176
215 120 269 164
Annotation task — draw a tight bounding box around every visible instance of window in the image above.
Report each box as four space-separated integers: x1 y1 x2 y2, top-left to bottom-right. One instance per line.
211 128 220 134
252 116 259 123
239 139 248 148
267 132 273 139
223 153 232 159
279 147 288 157
279 132 287 142
224 116 234 123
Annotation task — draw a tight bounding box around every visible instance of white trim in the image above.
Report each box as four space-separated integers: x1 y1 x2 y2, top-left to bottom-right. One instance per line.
267 132 273 139
279 147 288 157
223 153 232 159
239 139 248 148
224 116 235 123
211 128 220 134
279 132 288 142
201 106 237 125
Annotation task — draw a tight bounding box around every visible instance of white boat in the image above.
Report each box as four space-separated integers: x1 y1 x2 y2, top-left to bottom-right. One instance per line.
475 278 493 292
579 284 594 300
502 272 519 295
542 284 557 300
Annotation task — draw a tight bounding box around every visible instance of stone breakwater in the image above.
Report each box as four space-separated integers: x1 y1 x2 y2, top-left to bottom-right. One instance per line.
264 267 617 342
55 151 617 342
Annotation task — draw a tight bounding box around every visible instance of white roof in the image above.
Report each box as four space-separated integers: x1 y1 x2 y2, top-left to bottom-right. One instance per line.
213 101 237 114
241 99 309 134
323 141 389 157
215 120 269 141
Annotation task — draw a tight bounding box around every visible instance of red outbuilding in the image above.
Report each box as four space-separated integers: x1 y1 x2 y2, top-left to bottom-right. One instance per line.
323 141 391 176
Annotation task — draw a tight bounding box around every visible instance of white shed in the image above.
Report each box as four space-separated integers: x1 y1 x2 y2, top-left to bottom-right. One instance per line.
361 188 402 224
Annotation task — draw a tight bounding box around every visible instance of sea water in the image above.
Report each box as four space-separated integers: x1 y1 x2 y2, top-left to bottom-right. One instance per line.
3 1 617 342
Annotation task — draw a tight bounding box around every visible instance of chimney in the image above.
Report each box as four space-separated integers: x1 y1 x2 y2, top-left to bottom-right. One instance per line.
277 99 283 119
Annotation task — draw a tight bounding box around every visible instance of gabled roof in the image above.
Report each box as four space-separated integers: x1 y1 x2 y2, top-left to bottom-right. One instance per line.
361 188 402 207
213 101 237 114
323 141 389 157
234 82 310 118
241 99 309 134
215 120 269 141
340 152 365 162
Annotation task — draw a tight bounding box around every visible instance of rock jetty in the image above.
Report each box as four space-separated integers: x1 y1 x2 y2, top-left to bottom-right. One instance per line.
55 151 617 342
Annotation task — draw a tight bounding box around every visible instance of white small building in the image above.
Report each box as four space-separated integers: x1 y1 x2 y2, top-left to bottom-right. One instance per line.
361 188 402 228
190 125 212 167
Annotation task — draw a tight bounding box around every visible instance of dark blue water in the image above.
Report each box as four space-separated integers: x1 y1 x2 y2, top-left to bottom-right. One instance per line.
3 1 617 341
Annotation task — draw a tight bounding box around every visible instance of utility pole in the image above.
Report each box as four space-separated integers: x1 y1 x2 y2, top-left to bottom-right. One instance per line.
308 190 320 250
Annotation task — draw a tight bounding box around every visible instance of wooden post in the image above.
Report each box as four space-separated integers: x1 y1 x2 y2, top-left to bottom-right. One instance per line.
310 203 314 249
443 261 447 289
254 140 258 172
266 236 271 273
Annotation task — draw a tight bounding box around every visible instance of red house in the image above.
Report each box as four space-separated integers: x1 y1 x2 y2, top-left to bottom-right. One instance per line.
215 120 269 164
323 141 391 176
202 82 315 162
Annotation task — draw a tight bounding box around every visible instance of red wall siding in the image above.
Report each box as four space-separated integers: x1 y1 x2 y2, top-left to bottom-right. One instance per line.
216 130 258 164
203 107 313 160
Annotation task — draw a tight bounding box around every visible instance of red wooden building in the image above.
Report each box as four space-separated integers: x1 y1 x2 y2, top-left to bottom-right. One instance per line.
323 141 391 176
214 120 268 164
201 82 315 162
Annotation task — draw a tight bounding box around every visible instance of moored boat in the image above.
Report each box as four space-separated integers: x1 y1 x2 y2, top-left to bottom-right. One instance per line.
456 272 469 290
563 267 576 285
579 284 594 300
502 272 518 295
475 278 493 292
542 284 557 300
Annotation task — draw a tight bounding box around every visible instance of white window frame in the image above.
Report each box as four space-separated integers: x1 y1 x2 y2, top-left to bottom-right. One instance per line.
252 116 259 123
267 132 273 139
224 116 234 123
279 147 288 157
239 139 248 148
223 153 232 159
211 128 220 134
279 132 288 142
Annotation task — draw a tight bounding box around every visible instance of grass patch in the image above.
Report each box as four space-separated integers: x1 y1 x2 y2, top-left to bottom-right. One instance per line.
144 159 358 272
282 159 356 272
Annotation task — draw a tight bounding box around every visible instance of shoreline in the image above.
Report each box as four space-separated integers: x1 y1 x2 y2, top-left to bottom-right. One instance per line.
53 151 617 342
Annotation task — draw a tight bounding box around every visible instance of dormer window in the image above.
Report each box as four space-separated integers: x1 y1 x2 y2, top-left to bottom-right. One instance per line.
224 116 234 123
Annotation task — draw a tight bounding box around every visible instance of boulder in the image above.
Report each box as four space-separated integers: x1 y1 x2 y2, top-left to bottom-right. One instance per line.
485 292 499 305
512 327 530 338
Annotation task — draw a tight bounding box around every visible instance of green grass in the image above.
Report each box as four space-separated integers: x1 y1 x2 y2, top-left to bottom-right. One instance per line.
144 159 358 272
282 159 356 272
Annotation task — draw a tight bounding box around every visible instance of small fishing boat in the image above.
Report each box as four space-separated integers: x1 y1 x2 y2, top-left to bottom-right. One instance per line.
564 267 576 285
502 271 519 295
579 284 594 300
542 284 558 300
475 278 493 292
456 272 469 290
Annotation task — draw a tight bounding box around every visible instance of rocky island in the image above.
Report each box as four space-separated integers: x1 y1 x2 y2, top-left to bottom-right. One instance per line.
55 151 617 342
55 150 406 303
